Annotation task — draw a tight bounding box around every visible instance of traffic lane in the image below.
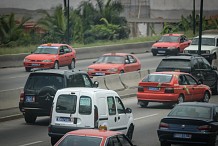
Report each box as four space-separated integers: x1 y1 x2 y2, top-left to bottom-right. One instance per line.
0 53 164 91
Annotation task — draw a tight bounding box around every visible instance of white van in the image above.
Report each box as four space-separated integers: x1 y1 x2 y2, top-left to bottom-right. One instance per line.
48 87 134 145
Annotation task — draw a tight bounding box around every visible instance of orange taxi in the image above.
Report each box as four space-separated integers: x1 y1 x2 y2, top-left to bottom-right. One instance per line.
151 33 191 56
137 71 211 107
87 53 141 77
54 128 135 146
23 43 76 72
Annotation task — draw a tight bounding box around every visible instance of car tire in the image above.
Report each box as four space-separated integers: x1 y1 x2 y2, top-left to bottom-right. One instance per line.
139 101 149 108
68 59 75 69
160 141 171 146
177 94 184 104
51 137 59 146
202 91 210 102
25 67 31 72
53 61 59 69
24 112 37 124
120 70 125 74
152 52 157 56
38 86 57 98
126 124 134 140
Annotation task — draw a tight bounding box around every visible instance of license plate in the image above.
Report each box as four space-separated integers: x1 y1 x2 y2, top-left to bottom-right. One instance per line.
31 63 40 66
174 133 192 139
158 50 166 53
148 87 160 91
95 72 105 76
25 96 35 102
56 117 72 122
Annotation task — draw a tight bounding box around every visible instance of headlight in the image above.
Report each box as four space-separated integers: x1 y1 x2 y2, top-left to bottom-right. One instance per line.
42 60 52 62
24 58 31 62
88 68 95 72
168 47 176 49
205 50 210 54
107 68 118 72
183 50 189 53
152 46 157 49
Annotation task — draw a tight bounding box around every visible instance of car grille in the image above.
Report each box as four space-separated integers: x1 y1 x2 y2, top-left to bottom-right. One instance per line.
187 50 207 54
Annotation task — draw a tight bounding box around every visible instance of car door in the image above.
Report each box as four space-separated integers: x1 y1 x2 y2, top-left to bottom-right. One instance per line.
63 46 73 65
58 46 67 66
180 35 190 51
124 55 139 72
178 74 194 101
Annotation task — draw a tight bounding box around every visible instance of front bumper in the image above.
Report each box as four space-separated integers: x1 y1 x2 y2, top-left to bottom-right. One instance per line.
151 48 178 55
23 62 54 69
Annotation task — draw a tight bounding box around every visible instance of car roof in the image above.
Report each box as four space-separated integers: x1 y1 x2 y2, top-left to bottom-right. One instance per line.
66 129 122 137
178 102 218 108
151 71 188 76
195 34 218 38
103 53 129 56
163 33 183 36
57 87 116 94
40 43 69 47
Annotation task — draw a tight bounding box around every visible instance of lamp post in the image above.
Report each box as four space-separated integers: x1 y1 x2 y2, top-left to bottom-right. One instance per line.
198 0 203 55
67 0 70 44
193 0 195 35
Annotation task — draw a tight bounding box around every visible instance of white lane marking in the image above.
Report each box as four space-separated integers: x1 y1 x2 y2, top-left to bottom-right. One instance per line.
0 114 22 119
134 113 159 121
18 141 43 146
0 87 23 93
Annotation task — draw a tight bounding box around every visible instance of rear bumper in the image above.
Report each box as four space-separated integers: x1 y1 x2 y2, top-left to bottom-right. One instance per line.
157 129 217 145
19 102 50 116
137 92 179 102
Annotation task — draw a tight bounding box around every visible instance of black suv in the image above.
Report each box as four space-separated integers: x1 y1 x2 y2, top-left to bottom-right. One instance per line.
19 69 98 124
156 54 218 94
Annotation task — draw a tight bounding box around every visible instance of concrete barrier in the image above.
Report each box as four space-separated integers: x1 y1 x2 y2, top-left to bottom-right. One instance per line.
92 76 108 90
139 69 149 80
104 74 126 91
119 71 141 89
0 88 23 110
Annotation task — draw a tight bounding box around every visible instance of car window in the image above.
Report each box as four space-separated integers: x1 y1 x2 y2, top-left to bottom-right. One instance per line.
142 74 172 83
79 96 92 115
58 135 102 146
197 58 210 69
117 134 133 146
185 75 198 85
107 96 116 115
82 74 93 87
158 59 191 68
115 97 125 114
106 136 121 146
63 46 72 53
56 94 77 114
192 58 199 69
96 55 125 64
202 58 211 69
178 75 188 85
127 55 136 63
192 38 215 46
159 35 179 42
34 46 59 54
68 74 85 87
25 73 64 90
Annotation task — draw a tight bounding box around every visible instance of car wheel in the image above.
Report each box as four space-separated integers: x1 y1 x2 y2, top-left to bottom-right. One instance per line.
177 94 184 104
160 141 171 146
38 86 57 99
139 101 149 108
68 59 75 69
24 112 37 124
120 70 125 74
202 91 210 102
126 124 134 140
53 61 59 69
152 52 157 56
51 137 59 146
25 67 31 72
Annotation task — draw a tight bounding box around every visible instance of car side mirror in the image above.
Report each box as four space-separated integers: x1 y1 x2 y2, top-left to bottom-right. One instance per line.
198 80 203 85
125 108 132 113
125 60 130 64
93 81 99 88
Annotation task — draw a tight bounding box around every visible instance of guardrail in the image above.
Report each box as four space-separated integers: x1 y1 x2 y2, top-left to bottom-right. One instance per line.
0 68 156 110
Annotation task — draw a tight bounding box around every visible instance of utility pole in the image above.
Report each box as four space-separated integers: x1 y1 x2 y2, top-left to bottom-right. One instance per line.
193 0 195 35
198 0 203 55
67 0 70 44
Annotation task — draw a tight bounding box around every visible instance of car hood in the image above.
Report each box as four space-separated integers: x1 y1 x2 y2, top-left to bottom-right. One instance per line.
152 42 179 47
25 54 58 60
88 63 123 69
184 45 216 51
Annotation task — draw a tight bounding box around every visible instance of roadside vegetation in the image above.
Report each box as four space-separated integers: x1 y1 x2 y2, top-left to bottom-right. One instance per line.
0 0 218 55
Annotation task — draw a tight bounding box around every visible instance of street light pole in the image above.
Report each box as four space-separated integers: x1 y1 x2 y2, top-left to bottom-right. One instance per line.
198 0 203 55
67 0 70 44
193 0 195 35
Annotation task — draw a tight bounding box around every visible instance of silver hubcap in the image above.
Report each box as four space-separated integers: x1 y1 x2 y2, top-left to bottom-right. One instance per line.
71 60 75 68
178 96 184 103
54 62 58 69
203 93 209 102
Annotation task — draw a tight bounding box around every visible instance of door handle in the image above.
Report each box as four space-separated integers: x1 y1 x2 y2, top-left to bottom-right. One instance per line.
118 116 120 120
114 117 117 122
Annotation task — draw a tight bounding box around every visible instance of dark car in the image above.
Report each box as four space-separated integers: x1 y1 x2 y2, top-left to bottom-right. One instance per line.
19 69 98 124
156 54 218 94
157 102 218 146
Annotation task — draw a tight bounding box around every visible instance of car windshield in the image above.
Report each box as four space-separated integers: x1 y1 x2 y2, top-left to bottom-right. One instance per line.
169 105 212 119
58 135 102 146
25 73 64 90
158 59 191 68
158 36 179 42
191 38 215 46
95 55 125 64
33 46 59 54
142 74 173 83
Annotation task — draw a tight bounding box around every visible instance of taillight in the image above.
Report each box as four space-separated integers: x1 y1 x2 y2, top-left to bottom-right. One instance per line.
20 91 24 102
138 86 144 92
198 125 212 132
94 105 99 128
159 122 169 129
165 87 174 93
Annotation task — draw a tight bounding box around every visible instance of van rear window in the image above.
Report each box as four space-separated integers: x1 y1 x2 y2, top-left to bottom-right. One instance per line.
79 96 92 115
56 95 77 114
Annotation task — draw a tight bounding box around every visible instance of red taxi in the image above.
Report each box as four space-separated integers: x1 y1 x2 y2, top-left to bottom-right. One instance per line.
151 33 191 56
54 128 135 146
137 71 211 107
23 43 76 72
87 53 141 77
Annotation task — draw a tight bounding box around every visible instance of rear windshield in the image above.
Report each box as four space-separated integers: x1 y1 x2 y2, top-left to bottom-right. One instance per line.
169 105 212 119
56 95 77 114
142 74 173 83
158 59 191 68
25 73 64 90
58 135 102 146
